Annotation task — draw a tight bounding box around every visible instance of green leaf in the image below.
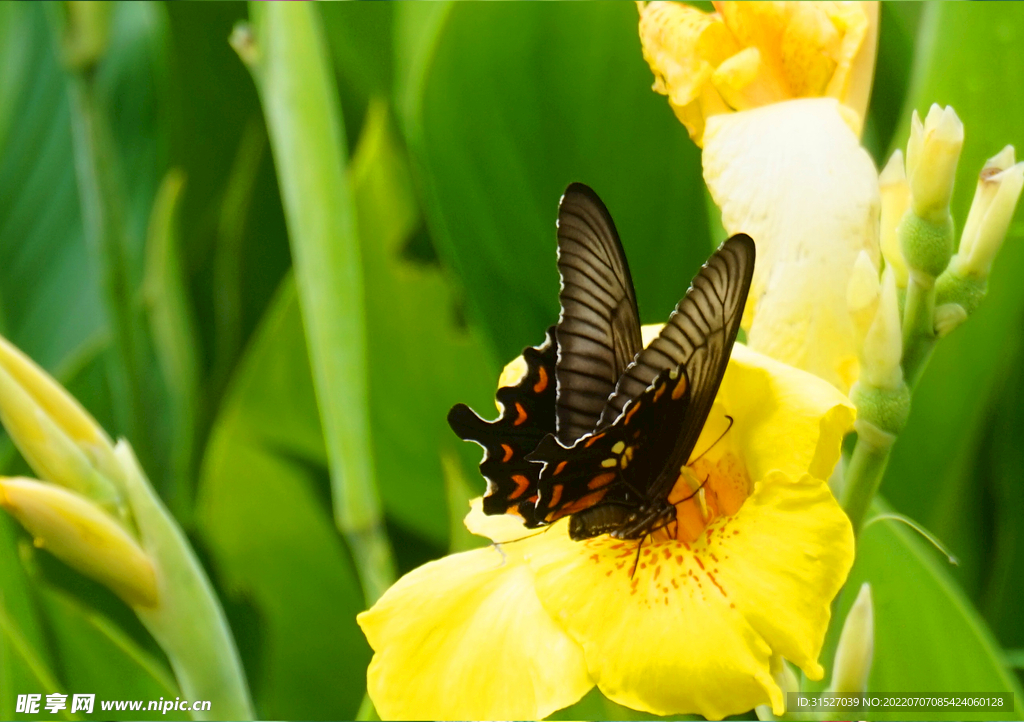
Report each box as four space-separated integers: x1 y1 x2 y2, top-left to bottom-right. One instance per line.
396 2 711 362
351 100 496 549
0 5 105 373
0 517 63 719
825 506 1024 721
143 170 201 522
197 277 369 720
882 2 1024 605
37 587 182 721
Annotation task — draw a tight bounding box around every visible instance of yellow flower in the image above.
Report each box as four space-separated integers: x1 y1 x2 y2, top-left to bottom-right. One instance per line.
639 2 883 395
358 338 855 720
638 1 878 144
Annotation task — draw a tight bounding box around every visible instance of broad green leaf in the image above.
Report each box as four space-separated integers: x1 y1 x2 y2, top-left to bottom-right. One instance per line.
882 2 1024 605
36 587 183 721
0 5 104 372
826 506 1024 721
396 2 711 362
352 101 496 549
197 277 368 720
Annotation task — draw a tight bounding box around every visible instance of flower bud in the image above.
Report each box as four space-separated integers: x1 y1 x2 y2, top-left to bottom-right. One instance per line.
0 477 157 607
879 150 910 287
846 250 881 342
905 105 964 224
830 583 874 698
953 147 1024 279
0 335 123 511
860 269 903 391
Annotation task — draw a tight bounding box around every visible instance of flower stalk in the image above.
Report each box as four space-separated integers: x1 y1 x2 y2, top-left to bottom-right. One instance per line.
233 3 397 605
899 106 963 387
0 333 254 719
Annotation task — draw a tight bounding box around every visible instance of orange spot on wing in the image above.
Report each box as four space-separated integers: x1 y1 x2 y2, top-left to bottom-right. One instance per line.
653 383 667 402
513 403 528 426
624 402 641 425
533 366 549 394
548 484 564 507
554 460 568 475
587 472 616 489
509 474 531 499
501 444 514 462
584 433 606 448
672 375 689 400
551 490 608 518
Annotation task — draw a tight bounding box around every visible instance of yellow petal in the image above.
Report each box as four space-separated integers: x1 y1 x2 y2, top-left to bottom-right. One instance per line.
703 98 880 392
711 344 855 482
527 471 852 719
358 544 592 720
463 495 534 544
638 1 739 143
710 472 854 679
0 477 156 607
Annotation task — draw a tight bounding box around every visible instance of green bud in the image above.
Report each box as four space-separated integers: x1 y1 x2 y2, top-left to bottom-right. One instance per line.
935 270 987 317
898 212 954 280
850 381 911 438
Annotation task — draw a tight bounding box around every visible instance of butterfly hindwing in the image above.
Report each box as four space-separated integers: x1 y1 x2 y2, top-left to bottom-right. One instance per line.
529 364 692 525
554 183 643 446
447 327 557 526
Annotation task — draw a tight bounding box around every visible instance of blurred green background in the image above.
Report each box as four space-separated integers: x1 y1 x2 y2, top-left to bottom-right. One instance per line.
0 2 1022 720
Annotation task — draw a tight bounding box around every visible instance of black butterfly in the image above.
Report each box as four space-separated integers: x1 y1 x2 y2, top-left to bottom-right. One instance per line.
447 183 755 542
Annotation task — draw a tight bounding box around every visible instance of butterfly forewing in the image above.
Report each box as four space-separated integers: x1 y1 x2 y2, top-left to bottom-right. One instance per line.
530 234 755 527
446 327 558 526
554 183 643 446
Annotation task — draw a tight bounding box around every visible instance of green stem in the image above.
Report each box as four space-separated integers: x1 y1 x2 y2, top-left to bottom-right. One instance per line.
239 4 397 605
840 421 896 535
117 442 254 720
900 272 937 388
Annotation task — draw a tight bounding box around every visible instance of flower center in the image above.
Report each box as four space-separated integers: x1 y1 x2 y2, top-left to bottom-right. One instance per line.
668 449 751 544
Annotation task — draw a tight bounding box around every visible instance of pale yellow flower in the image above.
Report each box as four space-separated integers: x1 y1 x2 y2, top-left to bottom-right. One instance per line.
358 341 855 720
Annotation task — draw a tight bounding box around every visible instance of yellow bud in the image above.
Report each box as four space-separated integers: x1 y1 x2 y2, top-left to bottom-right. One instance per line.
0 336 123 509
846 250 881 342
879 150 910 287
953 146 1024 279
830 582 874 698
905 105 964 223
860 269 903 391
0 477 157 607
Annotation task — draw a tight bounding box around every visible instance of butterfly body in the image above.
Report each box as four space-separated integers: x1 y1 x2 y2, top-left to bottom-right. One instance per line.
448 183 755 543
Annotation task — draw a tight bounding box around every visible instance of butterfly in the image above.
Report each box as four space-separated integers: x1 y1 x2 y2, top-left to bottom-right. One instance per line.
447 183 755 543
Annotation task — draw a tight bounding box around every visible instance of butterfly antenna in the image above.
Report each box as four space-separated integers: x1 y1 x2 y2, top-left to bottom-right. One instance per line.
491 524 555 548
629 534 645 579
688 415 734 465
